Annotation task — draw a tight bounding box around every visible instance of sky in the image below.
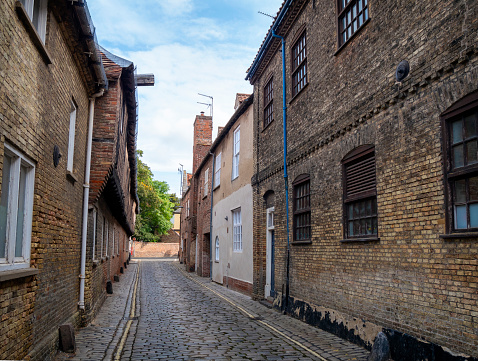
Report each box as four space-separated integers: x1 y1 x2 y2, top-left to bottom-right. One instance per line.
88 0 284 196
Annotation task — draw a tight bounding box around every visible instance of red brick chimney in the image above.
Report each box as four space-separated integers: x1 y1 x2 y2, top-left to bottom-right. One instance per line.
192 112 212 174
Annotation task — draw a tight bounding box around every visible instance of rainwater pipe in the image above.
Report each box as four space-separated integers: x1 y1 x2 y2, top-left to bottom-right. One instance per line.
209 152 216 281
79 89 104 310
271 29 291 314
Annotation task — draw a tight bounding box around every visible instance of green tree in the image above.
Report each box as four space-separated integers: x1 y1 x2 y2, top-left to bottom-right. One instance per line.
134 150 175 241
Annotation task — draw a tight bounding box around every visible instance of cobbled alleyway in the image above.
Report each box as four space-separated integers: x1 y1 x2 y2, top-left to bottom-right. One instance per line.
57 259 370 361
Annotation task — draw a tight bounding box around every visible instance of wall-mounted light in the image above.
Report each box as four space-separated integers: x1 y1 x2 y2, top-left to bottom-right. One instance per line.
224 216 228 221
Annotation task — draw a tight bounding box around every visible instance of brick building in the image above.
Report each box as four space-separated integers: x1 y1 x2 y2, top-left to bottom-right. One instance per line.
82 47 141 324
247 0 478 359
180 113 213 275
0 0 107 359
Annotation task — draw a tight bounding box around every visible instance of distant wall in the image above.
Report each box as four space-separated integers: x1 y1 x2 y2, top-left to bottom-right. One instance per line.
132 241 179 258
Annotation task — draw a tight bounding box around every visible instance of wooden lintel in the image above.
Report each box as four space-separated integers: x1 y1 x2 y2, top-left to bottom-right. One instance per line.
135 74 155 86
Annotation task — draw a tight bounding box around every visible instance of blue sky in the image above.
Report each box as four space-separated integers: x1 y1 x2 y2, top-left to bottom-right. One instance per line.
88 0 283 196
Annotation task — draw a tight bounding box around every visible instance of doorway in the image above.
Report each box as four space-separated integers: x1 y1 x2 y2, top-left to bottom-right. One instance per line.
265 207 275 298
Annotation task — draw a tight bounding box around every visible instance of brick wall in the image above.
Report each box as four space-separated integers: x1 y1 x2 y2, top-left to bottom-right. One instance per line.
251 0 478 359
132 241 179 258
0 1 101 359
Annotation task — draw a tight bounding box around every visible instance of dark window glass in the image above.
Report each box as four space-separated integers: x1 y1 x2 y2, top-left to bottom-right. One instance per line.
293 176 311 242
264 77 274 128
337 0 369 48
343 145 377 238
292 31 307 97
445 100 478 231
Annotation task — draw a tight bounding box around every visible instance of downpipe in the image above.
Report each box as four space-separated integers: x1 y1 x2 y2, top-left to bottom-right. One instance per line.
271 29 290 314
79 89 104 310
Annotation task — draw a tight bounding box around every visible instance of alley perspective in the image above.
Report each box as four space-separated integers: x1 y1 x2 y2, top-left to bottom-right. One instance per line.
56 259 370 361
1 0 478 360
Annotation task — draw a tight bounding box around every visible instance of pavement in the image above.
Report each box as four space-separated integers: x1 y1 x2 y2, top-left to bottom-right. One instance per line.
56 258 370 361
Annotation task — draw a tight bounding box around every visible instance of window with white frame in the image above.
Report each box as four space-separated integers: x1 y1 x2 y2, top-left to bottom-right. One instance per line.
20 0 48 43
215 236 219 262
67 100 77 172
214 153 221 188
92 209 97 261
100 217 105 258
104 220 109 257
0 144 35 271
186 199 190 217
112 226 115 257
204 168 209 197
232 208 242 252
232 126 240 180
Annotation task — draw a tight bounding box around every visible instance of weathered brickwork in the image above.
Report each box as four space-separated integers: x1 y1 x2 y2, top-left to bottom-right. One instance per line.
132 241 179 258
83 49 138 325
250 0 478 359
195 156 213 278
0 0 107 359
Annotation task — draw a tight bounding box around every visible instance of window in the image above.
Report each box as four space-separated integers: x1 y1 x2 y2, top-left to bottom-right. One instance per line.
20 0 48 43
100 217 105 258
112 226 115 257
343 145 377 239
264 77 274 127
214 153 221 188
443 92 478 232
67 100 77 172
0 144 35 270
92 209 97 261
204 168 209 197
337 0 369 48
293 175 311 243
104 220 109 257
292 30 307 98
232 126 240 180
186 199 190 217
215 237 219 262
232 208 242 252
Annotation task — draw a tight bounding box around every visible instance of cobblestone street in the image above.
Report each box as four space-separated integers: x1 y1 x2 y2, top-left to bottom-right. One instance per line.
58 259 370 361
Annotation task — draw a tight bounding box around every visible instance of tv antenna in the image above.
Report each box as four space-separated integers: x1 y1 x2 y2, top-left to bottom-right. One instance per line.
258 11 275 19
197 93 213 118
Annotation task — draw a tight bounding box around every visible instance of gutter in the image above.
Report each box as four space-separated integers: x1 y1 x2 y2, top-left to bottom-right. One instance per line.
209 152 216 281
71 0 108 91
79 89 104 310
245 0 294 81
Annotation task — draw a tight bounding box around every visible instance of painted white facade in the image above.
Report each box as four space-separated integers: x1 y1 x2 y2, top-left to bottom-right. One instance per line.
212 184 253 285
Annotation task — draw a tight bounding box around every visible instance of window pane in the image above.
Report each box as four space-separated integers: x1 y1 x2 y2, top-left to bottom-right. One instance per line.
15 165 27 258
467 140 478 164
455 205 467 229
469 176 478 201
470 204 478 228
464 114 476 138
358 14 363 27
455 179 466 203
0 154 12 259
364 8 368 20
452 120 463 144
453 145 464 168
359 0 363 11
365 199 372 216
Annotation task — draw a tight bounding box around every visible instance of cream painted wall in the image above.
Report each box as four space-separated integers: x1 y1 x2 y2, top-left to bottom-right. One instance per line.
211 184 253 285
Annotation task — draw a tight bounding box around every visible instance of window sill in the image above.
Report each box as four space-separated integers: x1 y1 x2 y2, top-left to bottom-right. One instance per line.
15 1 52 65
341 237 380 243
289 82 309 105
262 119 274 133
291 240 312 245
66 171 78 184
440 233 478 240
213 184 220 191
92 260 100 268
0 267 39 282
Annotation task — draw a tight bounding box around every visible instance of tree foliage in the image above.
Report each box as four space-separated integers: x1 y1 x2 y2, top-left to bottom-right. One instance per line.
134 150 176 242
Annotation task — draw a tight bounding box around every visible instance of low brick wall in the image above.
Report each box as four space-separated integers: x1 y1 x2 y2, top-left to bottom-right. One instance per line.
132 241 179 258
223 276 253 297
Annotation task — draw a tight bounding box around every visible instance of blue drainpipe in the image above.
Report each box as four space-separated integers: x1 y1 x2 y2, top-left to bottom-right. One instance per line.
271 29 290 314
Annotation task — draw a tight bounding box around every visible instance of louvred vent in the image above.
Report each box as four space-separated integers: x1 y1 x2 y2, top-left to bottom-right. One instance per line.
345 153 376 200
